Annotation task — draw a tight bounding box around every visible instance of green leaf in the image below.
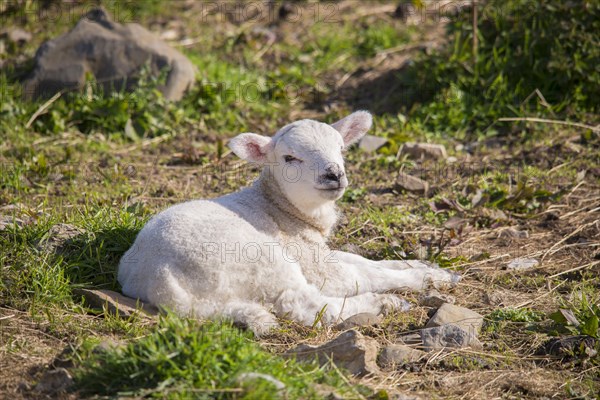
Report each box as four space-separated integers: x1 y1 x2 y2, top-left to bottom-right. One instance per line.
549 310 568 325
580 315 599 338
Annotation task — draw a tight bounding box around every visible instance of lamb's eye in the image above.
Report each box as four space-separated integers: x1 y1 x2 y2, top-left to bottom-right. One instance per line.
284 155 302 163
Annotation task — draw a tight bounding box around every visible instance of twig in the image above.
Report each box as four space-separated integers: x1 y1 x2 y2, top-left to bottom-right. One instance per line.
515 281 566 309
348 219 371 237
565 181 586 200
497 117 600 133
541 221 597 262
547 261 600 279
117 134 173 154
25 91 63 129
376 42 432 57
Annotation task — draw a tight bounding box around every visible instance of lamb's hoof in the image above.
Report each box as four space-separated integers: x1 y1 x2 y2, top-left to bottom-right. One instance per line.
249 323 279 338
379 294 411 314
236 314 280 338
431 270 461 289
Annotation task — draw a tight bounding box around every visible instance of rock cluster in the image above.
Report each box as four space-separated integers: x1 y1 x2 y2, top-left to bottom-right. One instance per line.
288 296 484 375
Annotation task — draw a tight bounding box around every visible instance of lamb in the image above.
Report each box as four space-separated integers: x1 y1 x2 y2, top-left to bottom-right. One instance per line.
118 111 459 335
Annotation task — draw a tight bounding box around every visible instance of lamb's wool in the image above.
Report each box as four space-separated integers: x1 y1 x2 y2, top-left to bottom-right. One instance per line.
118 111 459 335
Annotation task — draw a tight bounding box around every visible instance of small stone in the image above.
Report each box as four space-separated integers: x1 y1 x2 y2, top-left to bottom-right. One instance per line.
399 143 447 160
378 344 426 367
358 135 388 152
421 324 482 351
287 330 379 376
487 208 509 221
425 303 484 336
483 292 503 306
3 28 32 44
237 372 285 390
35 368 73 394
0 215 25 230
470 189 486 207
334 313 382 331
396 172 429 195
51 347 74 369
73 288 159 318
159 29 179 41
506 258 539 271
498 228 529 239
418 289 455 308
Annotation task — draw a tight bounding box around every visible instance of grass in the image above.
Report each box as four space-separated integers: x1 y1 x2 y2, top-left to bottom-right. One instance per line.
1 0 599 399
73 315 355 399
402 0 600 136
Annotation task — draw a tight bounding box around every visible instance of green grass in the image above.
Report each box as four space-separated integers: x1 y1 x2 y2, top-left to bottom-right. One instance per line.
484 308 545 334
395 0 600 138
73 315 354 399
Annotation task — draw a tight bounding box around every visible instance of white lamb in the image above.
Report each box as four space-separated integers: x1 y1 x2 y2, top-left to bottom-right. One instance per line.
118 111 459 335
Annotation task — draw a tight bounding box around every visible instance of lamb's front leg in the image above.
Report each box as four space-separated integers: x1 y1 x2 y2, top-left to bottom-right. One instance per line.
329 251 459 295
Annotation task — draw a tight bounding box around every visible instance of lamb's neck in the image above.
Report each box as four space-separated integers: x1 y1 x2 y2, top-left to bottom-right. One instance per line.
256 170 337 238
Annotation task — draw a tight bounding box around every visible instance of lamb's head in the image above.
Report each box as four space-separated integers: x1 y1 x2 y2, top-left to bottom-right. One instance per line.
229 111 372 212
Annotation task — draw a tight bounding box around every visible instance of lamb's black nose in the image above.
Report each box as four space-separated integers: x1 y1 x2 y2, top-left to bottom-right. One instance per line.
322 165 345 182
324 172 341 182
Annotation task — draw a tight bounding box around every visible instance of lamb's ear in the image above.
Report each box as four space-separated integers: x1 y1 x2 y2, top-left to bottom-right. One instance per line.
331 110 373 147
228 133 272 164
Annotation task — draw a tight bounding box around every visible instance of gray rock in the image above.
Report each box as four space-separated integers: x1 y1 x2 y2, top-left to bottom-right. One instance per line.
399 143 447 160
73 288 159 318
24 7 195 101
35 368 73 394
418 289 455 308
425 303 483 336
287 330 379 376
36 223 84 252
396 172 429 195
420 324 482 351
358 135 388 152
506 258 539 271
237 372 285 391
334 313 382 331
378 344 426 367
